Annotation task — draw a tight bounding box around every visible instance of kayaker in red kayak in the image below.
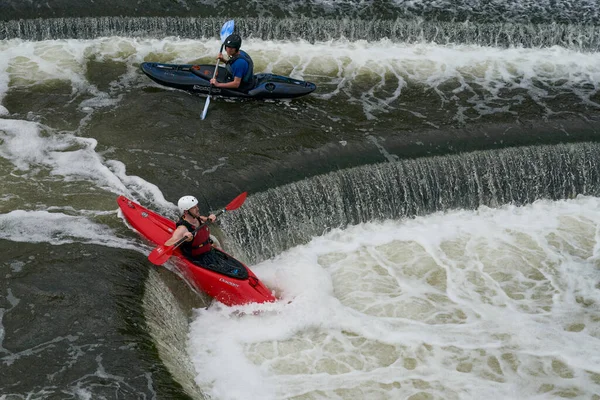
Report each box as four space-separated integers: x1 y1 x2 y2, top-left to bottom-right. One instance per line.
165 196 217 257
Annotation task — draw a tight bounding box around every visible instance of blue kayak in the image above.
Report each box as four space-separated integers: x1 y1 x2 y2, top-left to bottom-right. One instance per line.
141 62 317 99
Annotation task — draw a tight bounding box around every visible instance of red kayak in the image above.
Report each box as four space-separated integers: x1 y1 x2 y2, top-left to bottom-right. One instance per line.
117 196 276 306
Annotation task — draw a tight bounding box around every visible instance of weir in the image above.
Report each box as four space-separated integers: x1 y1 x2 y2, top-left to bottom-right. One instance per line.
2 0 599 24
1 16 600 51
222 142 600 264
2 2 599 398
142 268 211 400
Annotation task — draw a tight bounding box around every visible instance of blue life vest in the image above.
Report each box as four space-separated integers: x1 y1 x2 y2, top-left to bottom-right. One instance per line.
225 50 255 92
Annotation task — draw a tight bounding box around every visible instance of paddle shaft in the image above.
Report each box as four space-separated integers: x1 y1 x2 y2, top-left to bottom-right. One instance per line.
201 20 234 120
207 44 225 95
201 44 225 119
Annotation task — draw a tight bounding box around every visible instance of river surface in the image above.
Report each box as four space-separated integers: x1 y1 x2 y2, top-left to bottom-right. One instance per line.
1 1 600 399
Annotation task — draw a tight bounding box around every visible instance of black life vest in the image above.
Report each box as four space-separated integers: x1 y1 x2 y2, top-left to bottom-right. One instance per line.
225 50 255 92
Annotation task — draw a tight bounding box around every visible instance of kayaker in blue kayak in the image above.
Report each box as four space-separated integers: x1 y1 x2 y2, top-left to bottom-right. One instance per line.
164 196 216 257
209 34 255 92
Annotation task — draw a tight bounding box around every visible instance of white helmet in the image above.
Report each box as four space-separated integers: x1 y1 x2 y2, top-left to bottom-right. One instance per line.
177 196 198 213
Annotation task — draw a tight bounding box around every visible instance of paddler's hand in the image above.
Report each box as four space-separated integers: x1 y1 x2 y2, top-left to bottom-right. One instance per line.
184 232 194 241
201 214 217 223
209 78 220 87
217 53 226 63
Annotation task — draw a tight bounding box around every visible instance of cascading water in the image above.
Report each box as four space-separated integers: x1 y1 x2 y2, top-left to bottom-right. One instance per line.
2 17 600 51
222 142 600 264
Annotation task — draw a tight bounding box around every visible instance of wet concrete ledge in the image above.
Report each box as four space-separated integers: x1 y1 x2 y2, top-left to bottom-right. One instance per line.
195 116 600 208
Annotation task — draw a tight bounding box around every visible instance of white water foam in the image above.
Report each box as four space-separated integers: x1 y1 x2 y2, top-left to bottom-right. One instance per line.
188 196 600 400
0 209 141 250
0 118 172 210
1 37 600 119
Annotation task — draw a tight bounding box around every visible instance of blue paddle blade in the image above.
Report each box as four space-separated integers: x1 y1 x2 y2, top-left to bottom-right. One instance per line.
220 20 235 42
201 95 211 120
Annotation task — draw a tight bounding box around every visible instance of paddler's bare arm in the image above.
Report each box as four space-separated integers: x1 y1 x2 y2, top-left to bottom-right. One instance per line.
164 225 193 246
209 76 242 89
